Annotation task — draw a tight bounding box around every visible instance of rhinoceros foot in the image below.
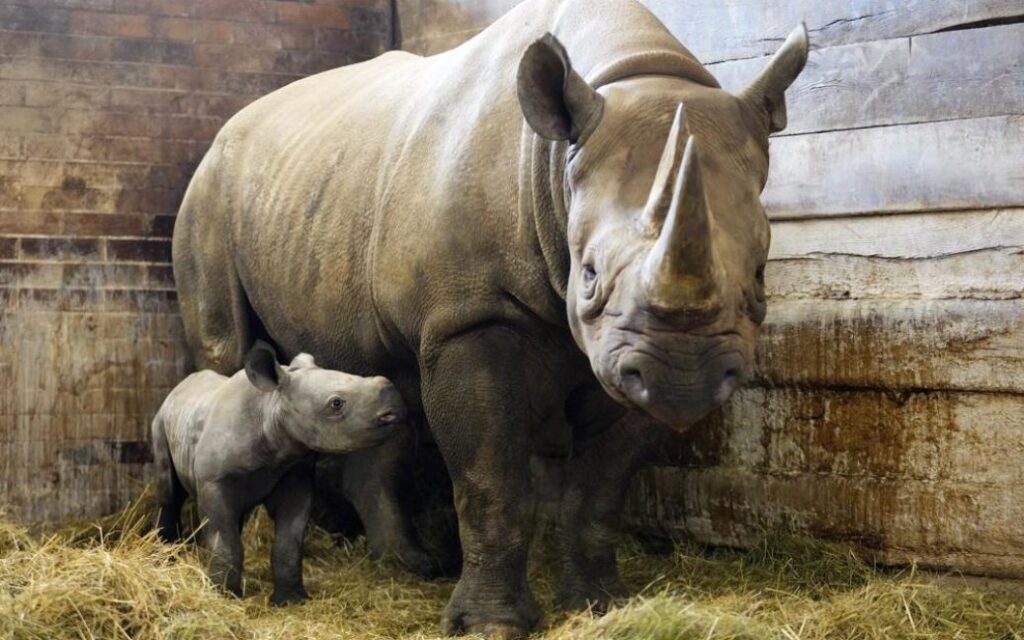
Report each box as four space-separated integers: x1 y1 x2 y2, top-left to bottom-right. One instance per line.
557 576 628 614
440 568 540 638
269 586 309 607
367 536 448 579
465 623 530 640
396 546 447 580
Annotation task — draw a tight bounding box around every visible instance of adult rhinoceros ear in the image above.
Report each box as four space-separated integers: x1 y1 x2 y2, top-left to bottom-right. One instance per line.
740 23 809 133
244 340 285 392
517 33 604 144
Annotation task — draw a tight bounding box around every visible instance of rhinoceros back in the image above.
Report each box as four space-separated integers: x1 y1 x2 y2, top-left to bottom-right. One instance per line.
174 0 714 374
178 11 547 370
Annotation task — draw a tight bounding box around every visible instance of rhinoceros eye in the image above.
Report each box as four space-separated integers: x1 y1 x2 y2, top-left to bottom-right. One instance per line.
750 264 767 321
753 264 767 304
327 396 346 413
581 264 598 298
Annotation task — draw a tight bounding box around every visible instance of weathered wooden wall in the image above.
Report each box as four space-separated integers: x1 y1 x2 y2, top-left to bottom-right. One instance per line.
396 1 1024 576
0 0 392 523
3 0 1021 579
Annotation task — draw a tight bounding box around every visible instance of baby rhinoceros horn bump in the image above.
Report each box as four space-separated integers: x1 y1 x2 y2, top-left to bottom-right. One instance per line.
642 131 719 312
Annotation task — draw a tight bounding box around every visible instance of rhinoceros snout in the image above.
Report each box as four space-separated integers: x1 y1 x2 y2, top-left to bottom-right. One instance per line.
612 347 747 429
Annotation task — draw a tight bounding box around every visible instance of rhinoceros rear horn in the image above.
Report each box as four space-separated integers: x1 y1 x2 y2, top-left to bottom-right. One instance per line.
517 33 604 144
641 103 688 233
740 23 809 133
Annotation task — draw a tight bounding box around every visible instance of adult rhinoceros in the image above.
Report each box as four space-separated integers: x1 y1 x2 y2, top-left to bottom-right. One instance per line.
172 0 807 634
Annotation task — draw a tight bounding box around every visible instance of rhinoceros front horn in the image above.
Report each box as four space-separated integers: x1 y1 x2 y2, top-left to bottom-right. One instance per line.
641 118 718 312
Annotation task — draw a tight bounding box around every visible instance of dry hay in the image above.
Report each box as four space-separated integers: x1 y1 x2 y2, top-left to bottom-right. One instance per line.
1 489 1022 639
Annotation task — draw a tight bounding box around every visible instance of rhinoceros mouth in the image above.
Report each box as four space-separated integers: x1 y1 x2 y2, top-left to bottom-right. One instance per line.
595 333 748 429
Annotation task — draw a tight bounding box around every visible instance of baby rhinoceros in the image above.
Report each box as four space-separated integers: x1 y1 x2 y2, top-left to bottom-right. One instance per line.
151 340 407 604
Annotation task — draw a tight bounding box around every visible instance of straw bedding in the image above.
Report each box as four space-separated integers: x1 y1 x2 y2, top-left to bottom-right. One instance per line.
1 490 1021 639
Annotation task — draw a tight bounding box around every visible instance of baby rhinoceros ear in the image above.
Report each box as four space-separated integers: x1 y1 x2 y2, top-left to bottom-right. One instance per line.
244 340 286 392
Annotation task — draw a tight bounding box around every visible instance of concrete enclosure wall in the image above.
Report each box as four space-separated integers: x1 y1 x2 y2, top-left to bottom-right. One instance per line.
0 0 391 523
396 1 1024 576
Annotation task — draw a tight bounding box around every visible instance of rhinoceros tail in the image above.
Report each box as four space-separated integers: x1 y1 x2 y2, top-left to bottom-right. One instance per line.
172 142 257 376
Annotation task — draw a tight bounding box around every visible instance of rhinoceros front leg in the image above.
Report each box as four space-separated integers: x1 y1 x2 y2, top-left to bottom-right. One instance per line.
198 482 245 596
265 463 313 606
422 327 542 639
557 413 667 612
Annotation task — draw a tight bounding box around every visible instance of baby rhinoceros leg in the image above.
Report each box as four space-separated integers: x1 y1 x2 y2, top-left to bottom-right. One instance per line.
198 482 246 597
265 464 314 606
155 468 187 543
152 418 187 543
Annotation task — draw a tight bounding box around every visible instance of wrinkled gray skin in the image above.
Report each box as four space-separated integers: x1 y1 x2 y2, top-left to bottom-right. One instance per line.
171 0 808 634
152 341 407 605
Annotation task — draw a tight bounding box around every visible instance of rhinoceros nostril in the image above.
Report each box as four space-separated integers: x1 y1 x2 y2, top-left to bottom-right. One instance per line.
714 368 741 403
376 410 406 426
619 367 648 404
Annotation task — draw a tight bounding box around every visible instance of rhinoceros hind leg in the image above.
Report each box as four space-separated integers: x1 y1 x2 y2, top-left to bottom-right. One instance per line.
153 419 187 543
556 414 667 612
340 433 444 579
176 270 253 375
266 464 313 606
173 190 253 375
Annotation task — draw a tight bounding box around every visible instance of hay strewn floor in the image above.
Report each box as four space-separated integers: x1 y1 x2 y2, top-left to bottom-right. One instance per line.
2 492 1022 639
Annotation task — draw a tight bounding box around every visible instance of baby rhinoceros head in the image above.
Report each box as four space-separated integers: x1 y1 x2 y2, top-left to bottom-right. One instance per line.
243 341 407 453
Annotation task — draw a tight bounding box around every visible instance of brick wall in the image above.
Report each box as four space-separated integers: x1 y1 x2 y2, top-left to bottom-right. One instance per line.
0 0 392 523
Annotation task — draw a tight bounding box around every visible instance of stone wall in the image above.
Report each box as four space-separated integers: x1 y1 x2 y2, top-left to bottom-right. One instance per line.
0 0 391 523
395 0 1024 577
